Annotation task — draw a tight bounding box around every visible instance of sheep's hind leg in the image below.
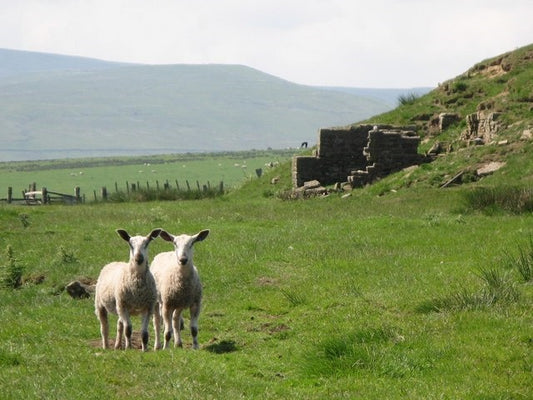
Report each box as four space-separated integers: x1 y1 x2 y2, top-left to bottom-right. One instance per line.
153 302 162 350
172 309 184 348
123 315 133 349
162 304 174 349
189 303 201 349
140 311 151 352
97 307 109 349
115 319 124 350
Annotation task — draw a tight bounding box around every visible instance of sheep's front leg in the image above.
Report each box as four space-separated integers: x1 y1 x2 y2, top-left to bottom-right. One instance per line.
162 304 174 349
172 309 184 348
97 307 109 349
189 303 201 349
153 302 162 350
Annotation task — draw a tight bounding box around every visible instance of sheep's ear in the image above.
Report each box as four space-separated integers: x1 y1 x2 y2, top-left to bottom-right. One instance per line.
194 229 210 243
159 230 174 242
116 229 130 242
148 228 162 241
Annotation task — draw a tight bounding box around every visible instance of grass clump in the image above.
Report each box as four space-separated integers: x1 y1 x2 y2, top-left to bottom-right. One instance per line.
462 186 533 214
503 236 533 282
1 245 24 289
397 92 419 106
418 265 521 313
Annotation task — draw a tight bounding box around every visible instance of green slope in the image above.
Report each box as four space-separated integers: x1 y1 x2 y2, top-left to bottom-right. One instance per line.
357 43 533 191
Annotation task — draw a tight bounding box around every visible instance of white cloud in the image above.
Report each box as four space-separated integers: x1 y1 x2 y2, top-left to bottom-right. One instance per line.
0 0 531 87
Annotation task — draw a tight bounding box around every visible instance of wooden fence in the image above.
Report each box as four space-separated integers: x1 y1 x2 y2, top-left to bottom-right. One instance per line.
0 179 224 205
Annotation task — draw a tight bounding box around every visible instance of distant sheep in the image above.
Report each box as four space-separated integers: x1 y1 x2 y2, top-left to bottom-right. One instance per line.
151 229 210 349
94 228 161 351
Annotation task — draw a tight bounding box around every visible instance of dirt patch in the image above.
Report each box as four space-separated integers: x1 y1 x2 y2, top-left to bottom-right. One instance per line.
256 276 279 286
88 331 146 350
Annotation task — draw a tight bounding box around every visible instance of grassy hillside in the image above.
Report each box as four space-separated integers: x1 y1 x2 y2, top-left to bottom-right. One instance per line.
359 43 533 192
0 49 393 162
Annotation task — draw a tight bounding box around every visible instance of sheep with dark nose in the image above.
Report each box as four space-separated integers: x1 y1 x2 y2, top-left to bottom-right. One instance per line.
94 228 161 351
151 229 209 349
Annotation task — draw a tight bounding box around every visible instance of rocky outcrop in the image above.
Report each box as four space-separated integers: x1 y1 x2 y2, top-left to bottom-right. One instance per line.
463 111 502 144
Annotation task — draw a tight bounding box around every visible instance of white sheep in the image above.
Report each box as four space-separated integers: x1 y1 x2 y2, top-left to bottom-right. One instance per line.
151 229 210 349
94 228 161 351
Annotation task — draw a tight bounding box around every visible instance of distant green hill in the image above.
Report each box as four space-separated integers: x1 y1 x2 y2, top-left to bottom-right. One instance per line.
0 49 424 162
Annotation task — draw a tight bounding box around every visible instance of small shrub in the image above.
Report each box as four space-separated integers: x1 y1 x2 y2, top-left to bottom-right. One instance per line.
1 245 24 289
19 213 30 228
56 245 78 264
453 81 468 92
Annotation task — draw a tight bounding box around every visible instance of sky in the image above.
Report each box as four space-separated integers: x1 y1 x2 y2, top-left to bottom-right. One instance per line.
0 0 532 88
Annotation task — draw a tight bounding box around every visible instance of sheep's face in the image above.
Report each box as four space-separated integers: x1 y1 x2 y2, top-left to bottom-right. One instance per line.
160 229 210 266
116 228 162 266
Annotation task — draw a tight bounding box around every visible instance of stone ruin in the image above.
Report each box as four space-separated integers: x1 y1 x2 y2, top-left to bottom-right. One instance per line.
292 124 425 189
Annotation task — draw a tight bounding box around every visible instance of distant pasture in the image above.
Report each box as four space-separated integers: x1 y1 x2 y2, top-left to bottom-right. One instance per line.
0 151 294 201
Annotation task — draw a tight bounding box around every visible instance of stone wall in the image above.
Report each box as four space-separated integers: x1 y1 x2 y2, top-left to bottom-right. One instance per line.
292 124 424 188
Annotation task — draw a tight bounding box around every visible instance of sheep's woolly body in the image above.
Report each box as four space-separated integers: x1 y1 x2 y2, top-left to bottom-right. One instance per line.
151 251 202 310
95 262 157 318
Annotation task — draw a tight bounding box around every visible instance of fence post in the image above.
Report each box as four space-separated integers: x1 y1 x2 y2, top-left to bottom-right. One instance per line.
175 180 180 190
219 181 224 193
115 182 119 192
42 187 48 204
126 181 130 194
75 186 81 203
186 180 191 191
101 187 108 201
196 180 201 191
7 187 12 204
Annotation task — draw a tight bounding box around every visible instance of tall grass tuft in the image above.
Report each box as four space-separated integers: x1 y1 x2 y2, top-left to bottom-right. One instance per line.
503 237 533 282
280 288 306 306
417 266 519 313
1 245 24 289
462 186 533 214
398 92 419 106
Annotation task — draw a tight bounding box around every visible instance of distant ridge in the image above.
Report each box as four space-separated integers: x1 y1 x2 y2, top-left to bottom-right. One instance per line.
0 49 420 161
0 48 132 78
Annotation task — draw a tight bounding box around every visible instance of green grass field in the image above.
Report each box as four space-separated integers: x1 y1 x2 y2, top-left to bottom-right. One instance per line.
0 161 531 399
1 44 532 399
0 150 295 201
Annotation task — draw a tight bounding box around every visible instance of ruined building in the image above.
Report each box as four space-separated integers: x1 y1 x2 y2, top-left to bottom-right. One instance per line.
292 124 425 188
